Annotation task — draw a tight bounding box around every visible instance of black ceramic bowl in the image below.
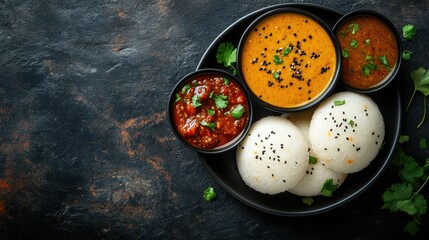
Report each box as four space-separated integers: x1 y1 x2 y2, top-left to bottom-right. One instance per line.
237 7 342 113
333 9 402 93
168 68 253 154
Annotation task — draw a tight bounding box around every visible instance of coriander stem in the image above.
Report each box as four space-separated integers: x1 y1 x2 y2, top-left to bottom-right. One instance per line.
411 174 429 200
417 96 427 128
405 90 416 112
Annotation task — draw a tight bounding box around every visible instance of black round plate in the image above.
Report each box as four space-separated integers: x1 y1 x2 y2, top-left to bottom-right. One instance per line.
196 3 401 216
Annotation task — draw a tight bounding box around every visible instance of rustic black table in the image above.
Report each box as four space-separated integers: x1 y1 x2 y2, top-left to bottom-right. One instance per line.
1 0 428 239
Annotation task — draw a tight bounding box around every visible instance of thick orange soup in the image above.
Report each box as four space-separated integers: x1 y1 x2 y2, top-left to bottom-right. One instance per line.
240 12 338 109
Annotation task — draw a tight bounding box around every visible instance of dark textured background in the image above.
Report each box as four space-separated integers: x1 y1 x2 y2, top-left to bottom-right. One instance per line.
0 0 428 239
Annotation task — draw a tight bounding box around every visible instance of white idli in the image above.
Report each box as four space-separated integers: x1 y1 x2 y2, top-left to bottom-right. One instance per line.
236 116 308 195
309 91 385 173
288 160 347 197
282 109 348 197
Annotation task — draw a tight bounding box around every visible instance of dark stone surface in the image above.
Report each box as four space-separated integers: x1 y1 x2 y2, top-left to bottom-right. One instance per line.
0 0 428 239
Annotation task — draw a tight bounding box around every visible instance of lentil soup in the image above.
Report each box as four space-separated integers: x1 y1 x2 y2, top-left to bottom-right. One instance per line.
240 11 338 109
336 15 399 90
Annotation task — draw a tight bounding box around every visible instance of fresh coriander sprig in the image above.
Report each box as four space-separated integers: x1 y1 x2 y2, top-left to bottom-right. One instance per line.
216 42 238 75
382 144 429 235
405 67 429 128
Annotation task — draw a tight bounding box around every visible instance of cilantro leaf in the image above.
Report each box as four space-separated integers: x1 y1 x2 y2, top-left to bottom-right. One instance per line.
216 42 237 75
403 50 413 61
200 120 216 131
402 24 417 40
203 186 217 202
350 39 358 49
302 197 314 206
342 50 349 58
283 47 292 56
213 94 228 109
349 23 360 34
175 93 181 103
191 95 202 108
404 219 420 235
379 55 390 67
320 179 338 197
181 84 191 94
382 183 413 212
309 156 318 164
207 108 215 116
399 135 410 144
273 55 283 65
231 104 245 119
334 100 345 106
405 67 429 128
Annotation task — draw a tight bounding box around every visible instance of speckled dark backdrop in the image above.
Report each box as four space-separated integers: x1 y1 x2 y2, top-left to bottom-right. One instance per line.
0 0 428 239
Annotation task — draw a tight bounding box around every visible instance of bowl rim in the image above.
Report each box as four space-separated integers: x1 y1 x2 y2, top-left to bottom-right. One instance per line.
168 68 254 154
332 9 403 93
236 7 342 113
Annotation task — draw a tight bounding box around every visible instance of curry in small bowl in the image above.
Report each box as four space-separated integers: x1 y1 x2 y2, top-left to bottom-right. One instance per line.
237 8 341 112
333 10 402 93
168 68 253 154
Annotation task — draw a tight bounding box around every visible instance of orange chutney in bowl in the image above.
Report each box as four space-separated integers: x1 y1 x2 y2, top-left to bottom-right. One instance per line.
239 10 339 110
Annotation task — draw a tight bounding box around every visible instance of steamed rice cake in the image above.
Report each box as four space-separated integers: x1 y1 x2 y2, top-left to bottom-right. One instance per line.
309 91 385 173
236 116 308 195
282 110 348 197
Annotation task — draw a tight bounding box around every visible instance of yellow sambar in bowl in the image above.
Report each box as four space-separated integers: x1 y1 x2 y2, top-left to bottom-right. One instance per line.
238 8 341 112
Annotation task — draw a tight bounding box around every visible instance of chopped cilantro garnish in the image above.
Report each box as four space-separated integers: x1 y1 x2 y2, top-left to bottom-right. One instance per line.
342 50 349 58
399 135 410 144
348 120 355 128
379 55 390 67
216 42 238 75
200 120 216 131
362 62 377 77
349 23 360 34
283 47 292 56
320 179 339 197
302 197 314 206
273 71 280 80
231 104 245 119
403 50 413 61
402 24 417 40
191 95 202 108
365 55 373 61
213 94 228 109
334 100 345 106
175 93 181 103
207 109 215 116
309 156 318 164
350 39 358 49
273 55 283 65
181 84 191 94
223 77 229 85
203 186 217 202
365 39 371 46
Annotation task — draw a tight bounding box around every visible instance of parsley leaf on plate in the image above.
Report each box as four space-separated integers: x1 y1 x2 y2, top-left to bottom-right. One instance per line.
203 186 217 202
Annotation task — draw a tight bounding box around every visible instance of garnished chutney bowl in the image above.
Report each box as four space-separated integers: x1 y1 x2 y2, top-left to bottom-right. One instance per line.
237 7 341 112
333 9 402 93
168 68 253 154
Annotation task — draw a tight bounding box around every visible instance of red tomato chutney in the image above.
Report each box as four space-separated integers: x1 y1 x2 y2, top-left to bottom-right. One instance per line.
172 73 250 149
336 15 399 89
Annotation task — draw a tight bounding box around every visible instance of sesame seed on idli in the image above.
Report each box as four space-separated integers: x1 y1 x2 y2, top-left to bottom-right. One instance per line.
282 109 348 197
309 91 385 173
236 116 308 195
